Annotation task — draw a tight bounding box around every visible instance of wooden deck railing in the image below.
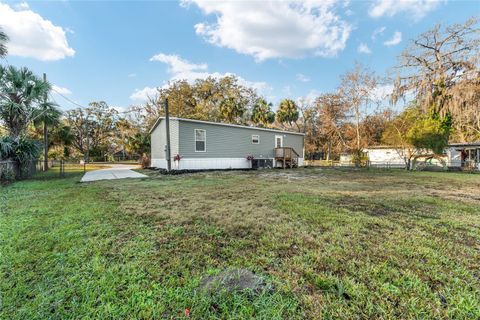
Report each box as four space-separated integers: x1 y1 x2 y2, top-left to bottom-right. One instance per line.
274 147 300 168
274 147 299 159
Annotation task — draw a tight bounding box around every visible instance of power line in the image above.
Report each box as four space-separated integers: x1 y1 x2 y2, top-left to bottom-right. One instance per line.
51 87 138 115
51 87 87 109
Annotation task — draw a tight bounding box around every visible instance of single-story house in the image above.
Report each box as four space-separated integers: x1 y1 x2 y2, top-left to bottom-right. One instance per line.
149 117 305 170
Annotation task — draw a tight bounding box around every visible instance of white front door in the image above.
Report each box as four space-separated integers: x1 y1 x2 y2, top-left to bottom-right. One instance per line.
275 135 283 148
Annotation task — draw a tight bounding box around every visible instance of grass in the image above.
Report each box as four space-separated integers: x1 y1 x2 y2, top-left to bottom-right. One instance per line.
1 168 479 319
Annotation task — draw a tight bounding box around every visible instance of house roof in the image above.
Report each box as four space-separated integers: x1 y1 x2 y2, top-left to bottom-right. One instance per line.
448 142 480 148
364 145 403 150
149 117 305 136
364 142 480 151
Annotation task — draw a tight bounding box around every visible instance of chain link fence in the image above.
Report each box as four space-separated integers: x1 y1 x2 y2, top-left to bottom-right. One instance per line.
304 159 407 169
0 160 113 183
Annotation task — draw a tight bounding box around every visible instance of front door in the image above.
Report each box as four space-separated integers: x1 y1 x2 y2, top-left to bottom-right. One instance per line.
275 135 283 148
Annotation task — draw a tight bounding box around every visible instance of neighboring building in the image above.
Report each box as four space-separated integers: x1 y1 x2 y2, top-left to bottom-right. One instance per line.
361 143 480 170
364 146 407 168
149 117 305 170
446 142 480 170
339 147 413 167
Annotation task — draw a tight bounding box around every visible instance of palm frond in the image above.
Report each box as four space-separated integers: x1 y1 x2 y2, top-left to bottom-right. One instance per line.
0 136 14 160
0 65 54 136
0 28 8 58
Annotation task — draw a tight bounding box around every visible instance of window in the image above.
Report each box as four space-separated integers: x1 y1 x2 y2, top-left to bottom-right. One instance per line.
195 129 206 152
252 135 260 144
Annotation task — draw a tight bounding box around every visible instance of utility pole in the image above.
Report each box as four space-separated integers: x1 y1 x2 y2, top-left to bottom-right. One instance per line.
43 73 48 171
165 98 171 171
86 115 90 164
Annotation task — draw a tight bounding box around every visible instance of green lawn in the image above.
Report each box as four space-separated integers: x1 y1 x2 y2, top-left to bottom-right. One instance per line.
1 168 479 319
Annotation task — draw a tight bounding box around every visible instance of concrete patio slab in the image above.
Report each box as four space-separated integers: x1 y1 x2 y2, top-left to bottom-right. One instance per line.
81 164 147 182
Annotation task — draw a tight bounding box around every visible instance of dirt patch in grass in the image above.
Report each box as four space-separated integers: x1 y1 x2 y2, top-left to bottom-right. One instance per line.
199 269 270 294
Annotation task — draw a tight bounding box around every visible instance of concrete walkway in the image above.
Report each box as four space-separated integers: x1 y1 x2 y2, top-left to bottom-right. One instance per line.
81 164 147 182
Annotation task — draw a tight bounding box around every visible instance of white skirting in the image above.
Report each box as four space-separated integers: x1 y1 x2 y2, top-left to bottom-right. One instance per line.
151 157 304 170
297 158 304 167
151 159 168 168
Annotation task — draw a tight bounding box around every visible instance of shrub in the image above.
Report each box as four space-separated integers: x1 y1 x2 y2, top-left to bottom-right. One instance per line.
0 135 41 180
140 154 150 169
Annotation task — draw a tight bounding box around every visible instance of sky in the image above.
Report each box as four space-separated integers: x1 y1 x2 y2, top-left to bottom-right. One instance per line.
0 0 478 111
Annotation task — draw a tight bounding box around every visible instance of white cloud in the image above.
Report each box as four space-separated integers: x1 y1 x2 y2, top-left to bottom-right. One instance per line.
131 53 271 102
52 85 72 95
15 1 29 10
152 53 269 91
150 53 208 74
370 84 393 101
357 43 372 54
371 26 386 41
0 3 75 61
369 0 443 20
297 89 320 106
296 73 310 82
383 31 402 46
185 0 352 61
130 86 158 102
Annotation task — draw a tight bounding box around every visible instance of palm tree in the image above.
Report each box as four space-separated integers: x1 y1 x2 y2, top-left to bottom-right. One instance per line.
0 66 50 178
219 97 245 123
0 28 8 58
251 98 275 127
33 101 61 171
0 135 41 179
276 99 299 126
0 65 50 138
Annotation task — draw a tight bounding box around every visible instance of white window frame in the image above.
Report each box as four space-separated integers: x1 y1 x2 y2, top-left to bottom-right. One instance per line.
275 135 283 148
194 129 206 152
252 134 260 144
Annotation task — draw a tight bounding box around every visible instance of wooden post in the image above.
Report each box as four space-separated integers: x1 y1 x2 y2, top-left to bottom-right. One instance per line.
86 119 89 164
43 73 48 171
165 99 172 172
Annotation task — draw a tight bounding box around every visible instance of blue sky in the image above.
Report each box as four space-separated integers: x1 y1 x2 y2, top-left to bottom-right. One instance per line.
1 0 478 111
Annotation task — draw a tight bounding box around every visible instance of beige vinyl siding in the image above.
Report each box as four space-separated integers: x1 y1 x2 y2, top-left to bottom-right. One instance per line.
178 120 303 159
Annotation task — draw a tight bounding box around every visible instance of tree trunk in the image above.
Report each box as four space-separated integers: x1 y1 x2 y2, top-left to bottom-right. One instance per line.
356 116 361 151
327 141 331 161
